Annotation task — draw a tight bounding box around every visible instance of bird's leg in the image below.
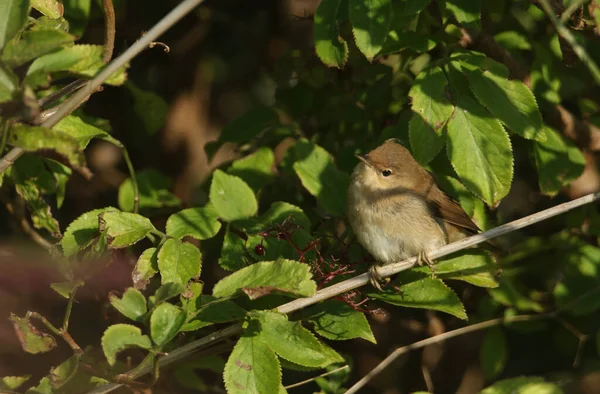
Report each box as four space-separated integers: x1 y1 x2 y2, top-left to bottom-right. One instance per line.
368 265 389 291
417 250 437 279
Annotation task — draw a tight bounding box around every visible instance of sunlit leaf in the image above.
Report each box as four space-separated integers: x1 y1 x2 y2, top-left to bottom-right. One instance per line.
314 0 348 68
101 324 151 366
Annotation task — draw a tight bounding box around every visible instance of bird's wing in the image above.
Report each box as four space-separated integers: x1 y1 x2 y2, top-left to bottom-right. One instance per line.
427 185 481 233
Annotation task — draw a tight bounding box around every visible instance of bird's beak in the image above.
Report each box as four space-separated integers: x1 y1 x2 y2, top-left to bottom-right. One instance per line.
356 154 373 168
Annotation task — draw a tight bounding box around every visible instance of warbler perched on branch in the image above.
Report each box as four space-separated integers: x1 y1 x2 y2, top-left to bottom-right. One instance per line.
347 138 483 289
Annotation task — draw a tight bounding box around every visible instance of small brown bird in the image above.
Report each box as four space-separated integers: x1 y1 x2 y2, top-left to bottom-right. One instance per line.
347 138 481 289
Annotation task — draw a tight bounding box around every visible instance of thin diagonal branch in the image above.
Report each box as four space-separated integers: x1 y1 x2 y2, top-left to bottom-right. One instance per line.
87 191 600 394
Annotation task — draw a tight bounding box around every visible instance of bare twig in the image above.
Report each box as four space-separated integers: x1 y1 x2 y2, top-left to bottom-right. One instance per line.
102 0 116 62
344 314 548 394
1 195 54 250
87 191 600 394
284 365 350 390
538 0 600 84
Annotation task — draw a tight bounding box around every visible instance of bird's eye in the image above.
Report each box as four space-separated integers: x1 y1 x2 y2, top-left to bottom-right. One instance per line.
381 169 392 177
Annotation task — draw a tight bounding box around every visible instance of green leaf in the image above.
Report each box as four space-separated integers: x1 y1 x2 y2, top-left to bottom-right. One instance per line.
46 159 71 208
446 94 513 206
481 327 507 380
445 0 481 27
0 0 30 50
150 302 186 346
224 326 281 394
219 225 248 271
256 311 344 367
150 282 186 307
219 106 279 143
494 31 531 51
0 61 18 103
534 126 585 196
127 81 168 136
412 250 498 288
31 0 62 18
305 299 376 343
381 30 437 55
118 169 180 213
228 147 275 192
187 297 246 328
292 139 349 216
14 180 61 236
157 238 202 285
314 0 348 68
234 201 311 233
450 51 509 79
49 353 80 389
132 247 158 290
209 169 258 222
465 67 546 142
481 377 563 394
61 207 117 256
62 0 90 37
26 44 127 87
50 280 83 299
2 29 74 67
109 288 147 322
490 277 543 312
408 66 454 165
99 211 156 248
213 259 317 299
101 324 152 366
0 375 31 390
166 206 221 240
9 313 57 354
53 115 121 149
25 377 52 394
369 272 467 320
8 124 86 170
349 0 394 60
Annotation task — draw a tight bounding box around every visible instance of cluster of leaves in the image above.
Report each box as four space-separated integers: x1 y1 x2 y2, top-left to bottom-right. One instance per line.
1 0 600 393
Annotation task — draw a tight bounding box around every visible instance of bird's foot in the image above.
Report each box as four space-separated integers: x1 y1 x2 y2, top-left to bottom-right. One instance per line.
368 265 390 291
417 250 437 279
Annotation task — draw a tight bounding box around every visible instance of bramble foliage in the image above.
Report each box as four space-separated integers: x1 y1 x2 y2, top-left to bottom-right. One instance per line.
0 0 599 393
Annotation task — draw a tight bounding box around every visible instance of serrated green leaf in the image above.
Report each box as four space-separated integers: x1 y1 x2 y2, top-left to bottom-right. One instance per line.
481 327 507 380
445 0 481 27
109 288 147 322
381 30 437 55
26 44 127 87
246 228 312 263
446 94 513 206
228 147 275 192
14 180 61 236
450 51 509 78
2 29 73 67
99 211 156 248
369 272 467 319
481 377 563 394
118 169 180 213
349 0 394 60
132 247 158 290
8 124 86 170
293 139 349 216
31 0 62 18
534 126 585 196
9 313 57 354
466 67 546 142
127 80 168 136
101 324 151 366
0 0 30 50
314 0 348 68
150 282 186 307
25 377 52 394
166 206 221 240
224 326 281 394
412 250 498 288
0 375 31 390
49 353 80 389
409 66 454 165
305 299 376 343
234 201 311 233
150 302 186 346
256 311 344 367
219 225 248 271
209 170 258 222
61 207 117 256
157 238 201 285
53 115 121 149
0 61 18 103
219 106 279 143
213 259 317 299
